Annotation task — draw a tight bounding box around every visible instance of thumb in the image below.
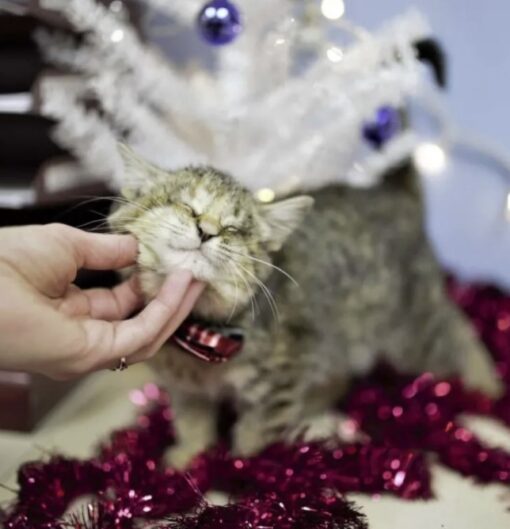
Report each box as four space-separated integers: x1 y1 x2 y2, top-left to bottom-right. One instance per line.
80 271 196 369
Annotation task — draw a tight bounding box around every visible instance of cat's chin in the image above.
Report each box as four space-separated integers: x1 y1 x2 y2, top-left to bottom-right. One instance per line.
163 249 216 283
192 285 251 323
139 267 250 323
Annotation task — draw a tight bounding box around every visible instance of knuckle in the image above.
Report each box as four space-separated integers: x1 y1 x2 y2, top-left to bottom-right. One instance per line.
66 341 95 372
135 312 156 343
70 342 90 364
47 223 72 237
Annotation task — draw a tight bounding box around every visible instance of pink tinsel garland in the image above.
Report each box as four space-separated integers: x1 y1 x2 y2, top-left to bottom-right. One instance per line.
2 279 510 529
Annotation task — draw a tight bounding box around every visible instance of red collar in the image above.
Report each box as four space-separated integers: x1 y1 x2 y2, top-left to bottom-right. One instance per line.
170 320 244 363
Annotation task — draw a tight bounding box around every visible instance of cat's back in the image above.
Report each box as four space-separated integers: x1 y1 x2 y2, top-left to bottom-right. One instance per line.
278 178 424 289
269 172 427 355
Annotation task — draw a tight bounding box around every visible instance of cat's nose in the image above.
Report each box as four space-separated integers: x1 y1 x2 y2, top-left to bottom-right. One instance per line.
197 217 219 243
197 225 214 243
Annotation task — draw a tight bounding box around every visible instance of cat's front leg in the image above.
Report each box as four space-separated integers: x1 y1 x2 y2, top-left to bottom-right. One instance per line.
233 402 304 457
413 304 504 398
232 382 353 455
232 370 306 457
164 391 217 470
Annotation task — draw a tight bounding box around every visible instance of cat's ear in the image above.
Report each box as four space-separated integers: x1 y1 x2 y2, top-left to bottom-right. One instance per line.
261 195 314 252
117 143 162 199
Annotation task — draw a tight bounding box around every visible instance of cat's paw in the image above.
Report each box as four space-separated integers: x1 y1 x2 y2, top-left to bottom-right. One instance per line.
232 424 270 458
290 412 367 444
462 348 505 399
463 366 505 399
164 444 202 470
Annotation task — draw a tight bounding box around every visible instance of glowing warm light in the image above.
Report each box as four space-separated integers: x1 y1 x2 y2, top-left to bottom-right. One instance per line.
505 193 510 221
110 29 125 43
326 46 344 63
109 0 123 13
413 143 447 174
256 188 276 203
321 0 345 20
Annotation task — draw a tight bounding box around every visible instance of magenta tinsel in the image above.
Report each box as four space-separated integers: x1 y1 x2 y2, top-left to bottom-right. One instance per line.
3 279 510 528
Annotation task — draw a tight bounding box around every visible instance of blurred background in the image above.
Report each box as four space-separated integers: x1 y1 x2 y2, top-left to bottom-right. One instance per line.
347 0 510 291
350 0 510 150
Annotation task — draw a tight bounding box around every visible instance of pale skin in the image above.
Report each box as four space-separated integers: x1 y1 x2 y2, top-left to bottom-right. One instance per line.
0 224 204 380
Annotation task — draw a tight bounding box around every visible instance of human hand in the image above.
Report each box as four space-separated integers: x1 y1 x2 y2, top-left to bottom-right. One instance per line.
0 224 204 380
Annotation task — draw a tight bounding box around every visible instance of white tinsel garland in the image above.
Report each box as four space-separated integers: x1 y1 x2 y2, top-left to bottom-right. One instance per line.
140 0 204 24
38 76 120 179
36 0 434 196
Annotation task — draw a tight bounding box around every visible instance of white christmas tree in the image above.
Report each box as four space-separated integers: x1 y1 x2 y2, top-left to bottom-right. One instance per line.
34 0 434 197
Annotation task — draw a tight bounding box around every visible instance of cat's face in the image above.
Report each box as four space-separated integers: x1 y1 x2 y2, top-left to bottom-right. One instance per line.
109 145 313 321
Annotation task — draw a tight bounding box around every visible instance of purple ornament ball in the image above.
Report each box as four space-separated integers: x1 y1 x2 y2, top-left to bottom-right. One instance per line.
363 106 401 149
197 0 242 46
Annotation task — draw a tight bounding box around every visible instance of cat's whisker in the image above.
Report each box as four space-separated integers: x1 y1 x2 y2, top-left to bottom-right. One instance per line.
226 263 240 323
215 248 262 318
218 252 257 319
219 244 300 288
55 195 118 220
76 195 185 237
166 226 190 237
227 260 257 321
110 196 155 212
109 196 192 235
128 212 189 238
74 195 154 217
233 259 279 322
78 213 145 233
76 218 110 232
131 213 190 239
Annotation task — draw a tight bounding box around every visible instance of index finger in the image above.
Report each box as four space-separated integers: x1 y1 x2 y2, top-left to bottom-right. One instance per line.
61 226 139 271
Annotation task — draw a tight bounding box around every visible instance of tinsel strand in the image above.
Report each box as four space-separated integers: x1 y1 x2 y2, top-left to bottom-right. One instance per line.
2 279 510 528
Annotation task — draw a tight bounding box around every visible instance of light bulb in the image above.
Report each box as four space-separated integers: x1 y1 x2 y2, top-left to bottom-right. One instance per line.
413 143 447 175
321 0 345 21
256 188 275 203
109 1 124 13
505 193 510 221
110 29 125 43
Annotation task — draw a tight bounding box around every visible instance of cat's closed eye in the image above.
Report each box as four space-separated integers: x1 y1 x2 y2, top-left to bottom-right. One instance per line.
223 226 242 235
180 203 198 217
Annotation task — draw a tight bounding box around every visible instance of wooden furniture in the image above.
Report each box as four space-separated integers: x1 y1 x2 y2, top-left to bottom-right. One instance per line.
0 1 141 431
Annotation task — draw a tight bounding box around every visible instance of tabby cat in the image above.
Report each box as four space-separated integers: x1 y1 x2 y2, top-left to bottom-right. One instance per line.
109 144 502 467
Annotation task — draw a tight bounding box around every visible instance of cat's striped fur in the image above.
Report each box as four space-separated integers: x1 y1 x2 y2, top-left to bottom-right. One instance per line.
109 145 502 467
